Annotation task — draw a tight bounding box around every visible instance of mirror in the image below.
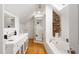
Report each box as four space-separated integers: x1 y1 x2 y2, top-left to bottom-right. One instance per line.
53 11 61 37
4 13 15 28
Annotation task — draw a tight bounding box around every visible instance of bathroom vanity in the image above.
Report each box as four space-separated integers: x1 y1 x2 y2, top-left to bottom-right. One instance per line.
4 10 28 54
5 33 28 54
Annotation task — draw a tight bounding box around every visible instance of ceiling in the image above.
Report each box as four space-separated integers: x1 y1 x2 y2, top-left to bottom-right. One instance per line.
4 4 45 24
4 4 68 23
52 4 68 11
4 4 37 23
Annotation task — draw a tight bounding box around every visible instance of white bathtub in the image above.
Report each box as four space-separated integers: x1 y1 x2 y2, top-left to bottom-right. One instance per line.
51 39 69 53
46 39 69 54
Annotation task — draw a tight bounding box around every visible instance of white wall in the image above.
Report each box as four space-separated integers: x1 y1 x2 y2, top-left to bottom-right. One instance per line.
15 17 19 35
0 4 3 53
20 18 34 39
44 5 53 53
78 5 79 53
69 4 79 53
61 6 69 41
25 18 34 39
61 5 79 53
45 5 53 42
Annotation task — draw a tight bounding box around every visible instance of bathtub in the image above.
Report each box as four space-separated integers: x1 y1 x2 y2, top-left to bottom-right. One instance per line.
51 39 69 53
45 39 69 54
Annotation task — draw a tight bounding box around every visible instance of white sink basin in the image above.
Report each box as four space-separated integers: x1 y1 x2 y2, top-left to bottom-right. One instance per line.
6 33 28 44
6 35 20 44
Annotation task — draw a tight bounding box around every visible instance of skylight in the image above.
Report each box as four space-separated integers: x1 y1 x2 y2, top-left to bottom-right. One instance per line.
52 4 68 11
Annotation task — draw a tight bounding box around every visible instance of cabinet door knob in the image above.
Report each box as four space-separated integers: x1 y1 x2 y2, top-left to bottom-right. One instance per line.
66 38 69 43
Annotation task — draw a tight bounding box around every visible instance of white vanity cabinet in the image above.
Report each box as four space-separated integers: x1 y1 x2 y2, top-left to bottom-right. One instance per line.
5 33 28 54
5 44 14 54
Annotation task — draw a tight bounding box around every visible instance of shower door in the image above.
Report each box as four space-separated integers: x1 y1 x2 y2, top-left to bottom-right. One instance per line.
34 19 43 41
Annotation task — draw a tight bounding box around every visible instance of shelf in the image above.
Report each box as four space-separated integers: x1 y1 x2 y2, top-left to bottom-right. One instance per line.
53 11 61 37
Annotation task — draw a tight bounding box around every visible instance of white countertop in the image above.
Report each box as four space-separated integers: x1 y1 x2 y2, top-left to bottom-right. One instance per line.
5 33 28 44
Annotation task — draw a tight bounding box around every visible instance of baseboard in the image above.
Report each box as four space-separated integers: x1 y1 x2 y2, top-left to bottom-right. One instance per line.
34 40 43 44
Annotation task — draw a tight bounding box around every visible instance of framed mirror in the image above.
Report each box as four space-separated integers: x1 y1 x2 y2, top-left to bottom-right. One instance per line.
4 13 15 28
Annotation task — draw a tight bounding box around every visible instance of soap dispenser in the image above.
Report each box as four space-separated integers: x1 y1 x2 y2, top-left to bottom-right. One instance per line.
4 35 7 39
14 31 17 35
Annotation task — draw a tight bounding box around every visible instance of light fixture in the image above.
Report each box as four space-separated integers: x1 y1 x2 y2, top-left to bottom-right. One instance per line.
33 4 44 18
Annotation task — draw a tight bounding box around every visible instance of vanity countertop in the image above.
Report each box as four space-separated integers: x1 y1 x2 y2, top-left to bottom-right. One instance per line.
5 33 28 44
